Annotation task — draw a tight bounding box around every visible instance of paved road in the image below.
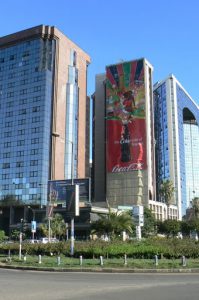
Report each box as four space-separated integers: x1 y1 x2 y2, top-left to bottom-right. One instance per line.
0 269 199 300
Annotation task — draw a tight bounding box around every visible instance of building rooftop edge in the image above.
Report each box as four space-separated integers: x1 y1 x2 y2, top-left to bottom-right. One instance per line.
0 25 90 63
154 74 199 108
105 57 154 70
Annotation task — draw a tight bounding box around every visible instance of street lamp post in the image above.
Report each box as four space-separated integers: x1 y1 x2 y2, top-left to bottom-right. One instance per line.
68 140 75 256
19 218 23 260
52 133 75 253
28 206 35 240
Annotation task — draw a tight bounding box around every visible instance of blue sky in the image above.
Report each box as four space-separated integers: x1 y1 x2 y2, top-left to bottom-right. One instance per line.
0 0 199 103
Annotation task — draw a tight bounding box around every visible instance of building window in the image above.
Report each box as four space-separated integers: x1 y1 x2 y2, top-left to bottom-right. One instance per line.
32 106 40 113
5 121 13 127
16 172 23 178
33 86 41 92
19 99 27 105
33 96 41 102
17 140 25 146
19 109 26 115
18 119 26 125
31 127 40 133
20 89 27 95
4 131 12 137
30 182 38 188
3 185 9 190
5 111 13 117
10 54 16 61
16 161 24 167
30 160 38 166
17 151 24 157
18 129 25 135
2 174 9 179
6 101 14 108
20 79 28 85
2 163 10 169
30 149 39 155
7 82 15 88
7 92 14 98
32 116 40 123
31 138 39 144
3 152 11 158
30 171 38 177
4 142 11 148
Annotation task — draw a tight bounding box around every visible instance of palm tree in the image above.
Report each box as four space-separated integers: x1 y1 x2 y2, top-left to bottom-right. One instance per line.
40 213 66 240
91 209 134 240
159 179 175 205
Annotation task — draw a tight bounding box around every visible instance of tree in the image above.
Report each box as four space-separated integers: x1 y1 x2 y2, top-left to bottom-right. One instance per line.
10 229 21 241
51 214 66 240
158 219 180 237
180 220 191 236
189 218 199 235
40 213 66 240
141 207 156 237
0 230 6 242
159 179 175 205
91 209 134 240
192 197 199 218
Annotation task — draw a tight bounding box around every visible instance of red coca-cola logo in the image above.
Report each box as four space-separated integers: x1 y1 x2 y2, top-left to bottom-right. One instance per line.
112 163 143 173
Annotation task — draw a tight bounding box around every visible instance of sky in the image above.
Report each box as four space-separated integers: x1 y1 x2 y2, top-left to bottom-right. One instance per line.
0 0 199 104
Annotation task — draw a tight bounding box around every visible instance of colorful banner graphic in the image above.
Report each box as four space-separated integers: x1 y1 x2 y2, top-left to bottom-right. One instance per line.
106 59 147 173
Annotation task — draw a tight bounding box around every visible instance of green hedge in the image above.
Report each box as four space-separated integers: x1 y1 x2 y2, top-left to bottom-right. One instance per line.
0 238 199 259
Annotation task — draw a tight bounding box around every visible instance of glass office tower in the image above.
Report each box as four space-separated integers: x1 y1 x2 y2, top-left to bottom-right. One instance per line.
154 75 199 219
0 25 90 206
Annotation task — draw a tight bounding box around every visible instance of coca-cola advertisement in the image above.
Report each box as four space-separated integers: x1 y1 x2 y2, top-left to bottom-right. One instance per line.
106 59 147 173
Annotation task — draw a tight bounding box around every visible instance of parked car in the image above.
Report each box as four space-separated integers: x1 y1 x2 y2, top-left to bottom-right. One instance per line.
23 239 40 244
39 237 59 244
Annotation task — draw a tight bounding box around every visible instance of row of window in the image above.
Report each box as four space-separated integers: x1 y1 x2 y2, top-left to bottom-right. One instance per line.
2 86 42 98
2 148 39 158
0 52 31 63
3 137 41 148
3 127 41 138
3 116 42 128
2 171 38 179
0 76 43 90
2 182 39 189
2 160 39 169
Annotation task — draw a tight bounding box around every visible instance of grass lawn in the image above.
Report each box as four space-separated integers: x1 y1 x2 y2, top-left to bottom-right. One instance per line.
1 254 199 269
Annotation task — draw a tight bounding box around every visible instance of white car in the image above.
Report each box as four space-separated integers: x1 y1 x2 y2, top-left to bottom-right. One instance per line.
23 239 40 244
39 237 59 244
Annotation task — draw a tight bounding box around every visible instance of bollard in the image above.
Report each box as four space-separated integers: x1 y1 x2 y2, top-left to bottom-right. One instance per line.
124 254 127 266
23 255 27 262
38 255 42 264
154 255 158 266
79 255 83 266
8 249 11 262
57 256 61 266
100 256 103 266
181 256 186 267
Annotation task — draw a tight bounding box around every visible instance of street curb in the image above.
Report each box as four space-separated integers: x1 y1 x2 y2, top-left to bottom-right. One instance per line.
1 263 199 273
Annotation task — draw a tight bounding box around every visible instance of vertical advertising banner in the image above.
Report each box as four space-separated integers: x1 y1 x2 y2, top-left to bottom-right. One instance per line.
65 184 79 217
106 59 147 173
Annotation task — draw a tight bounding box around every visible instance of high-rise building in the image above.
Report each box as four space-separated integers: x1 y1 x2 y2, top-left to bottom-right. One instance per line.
92 58 157 209
154 75 199 219
0 25 90 206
